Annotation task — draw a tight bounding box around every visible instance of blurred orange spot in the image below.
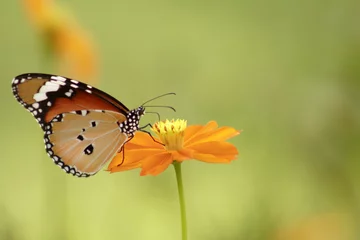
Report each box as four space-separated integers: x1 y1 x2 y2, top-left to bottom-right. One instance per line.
274 213 355 240
23 0 98 84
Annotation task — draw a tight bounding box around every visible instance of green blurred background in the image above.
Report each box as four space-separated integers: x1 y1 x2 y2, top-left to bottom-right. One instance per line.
1 0 359 239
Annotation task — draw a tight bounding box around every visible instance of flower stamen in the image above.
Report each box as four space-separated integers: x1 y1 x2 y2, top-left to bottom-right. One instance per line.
152 119 187 151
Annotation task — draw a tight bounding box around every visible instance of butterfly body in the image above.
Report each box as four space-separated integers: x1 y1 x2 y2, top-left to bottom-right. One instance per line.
12 73 145 177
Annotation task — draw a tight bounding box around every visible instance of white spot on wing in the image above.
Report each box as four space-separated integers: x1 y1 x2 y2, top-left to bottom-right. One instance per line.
53 80 66 86
51 76 66 82
33 92 47 101
70 84 79 89
32 103 39 108
39 82 60 93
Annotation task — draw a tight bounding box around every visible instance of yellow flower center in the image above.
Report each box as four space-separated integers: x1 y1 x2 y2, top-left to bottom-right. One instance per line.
151 119 187 151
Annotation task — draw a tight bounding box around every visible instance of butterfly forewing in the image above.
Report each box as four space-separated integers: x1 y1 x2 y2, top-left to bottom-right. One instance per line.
12 73 130 129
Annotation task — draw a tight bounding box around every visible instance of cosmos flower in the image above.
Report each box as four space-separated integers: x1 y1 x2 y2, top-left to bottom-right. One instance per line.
108 119 240 176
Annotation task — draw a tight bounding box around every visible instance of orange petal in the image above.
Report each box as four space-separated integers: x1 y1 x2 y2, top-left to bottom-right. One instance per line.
140 152 173 176
189 141 239 163
108 161 141 173
171 149 193 161
191 152 235 163
202 121 218 131
184 121 218 145
108 148 164 170
186 126 240 147
126 132 163 150
184 125 203 140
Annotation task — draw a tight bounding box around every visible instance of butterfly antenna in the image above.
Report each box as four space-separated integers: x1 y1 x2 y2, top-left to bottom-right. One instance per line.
143 105 176 112
141 92 176 106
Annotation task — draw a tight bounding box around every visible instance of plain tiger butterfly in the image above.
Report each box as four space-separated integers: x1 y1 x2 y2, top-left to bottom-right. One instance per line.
12 73 174 177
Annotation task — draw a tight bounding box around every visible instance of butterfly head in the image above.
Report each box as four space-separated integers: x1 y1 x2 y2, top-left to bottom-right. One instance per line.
137 106 146 116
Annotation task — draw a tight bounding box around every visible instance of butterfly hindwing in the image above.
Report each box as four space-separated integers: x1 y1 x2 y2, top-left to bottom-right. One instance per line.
45 110 128 177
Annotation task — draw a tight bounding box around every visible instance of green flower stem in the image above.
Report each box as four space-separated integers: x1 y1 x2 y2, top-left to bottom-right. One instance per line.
173 162 188 240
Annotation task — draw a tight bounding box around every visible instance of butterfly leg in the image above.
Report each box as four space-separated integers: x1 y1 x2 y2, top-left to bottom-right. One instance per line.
116 136 134 167
116 146 125 167
139 129 164 146
139 123 164 145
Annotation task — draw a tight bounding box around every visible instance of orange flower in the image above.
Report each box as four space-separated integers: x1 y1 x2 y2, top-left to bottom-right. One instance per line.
108 119 240 176
23 0 98 82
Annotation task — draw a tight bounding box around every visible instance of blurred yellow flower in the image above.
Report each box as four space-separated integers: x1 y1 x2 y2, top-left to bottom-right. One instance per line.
108 119 240 176
23 0 98 82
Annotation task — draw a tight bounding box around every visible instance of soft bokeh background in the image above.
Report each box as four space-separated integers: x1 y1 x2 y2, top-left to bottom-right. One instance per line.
1 0 359 240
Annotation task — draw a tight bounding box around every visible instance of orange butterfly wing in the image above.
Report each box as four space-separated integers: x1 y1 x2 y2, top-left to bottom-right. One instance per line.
12 73 139 177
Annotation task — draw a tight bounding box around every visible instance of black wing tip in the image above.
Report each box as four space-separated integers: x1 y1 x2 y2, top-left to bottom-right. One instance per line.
12 73 50 86
15 72 57 77
14 73 47 79
12 73 69 82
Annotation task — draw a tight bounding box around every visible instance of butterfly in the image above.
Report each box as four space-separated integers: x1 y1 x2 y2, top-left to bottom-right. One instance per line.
11 73 173 177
